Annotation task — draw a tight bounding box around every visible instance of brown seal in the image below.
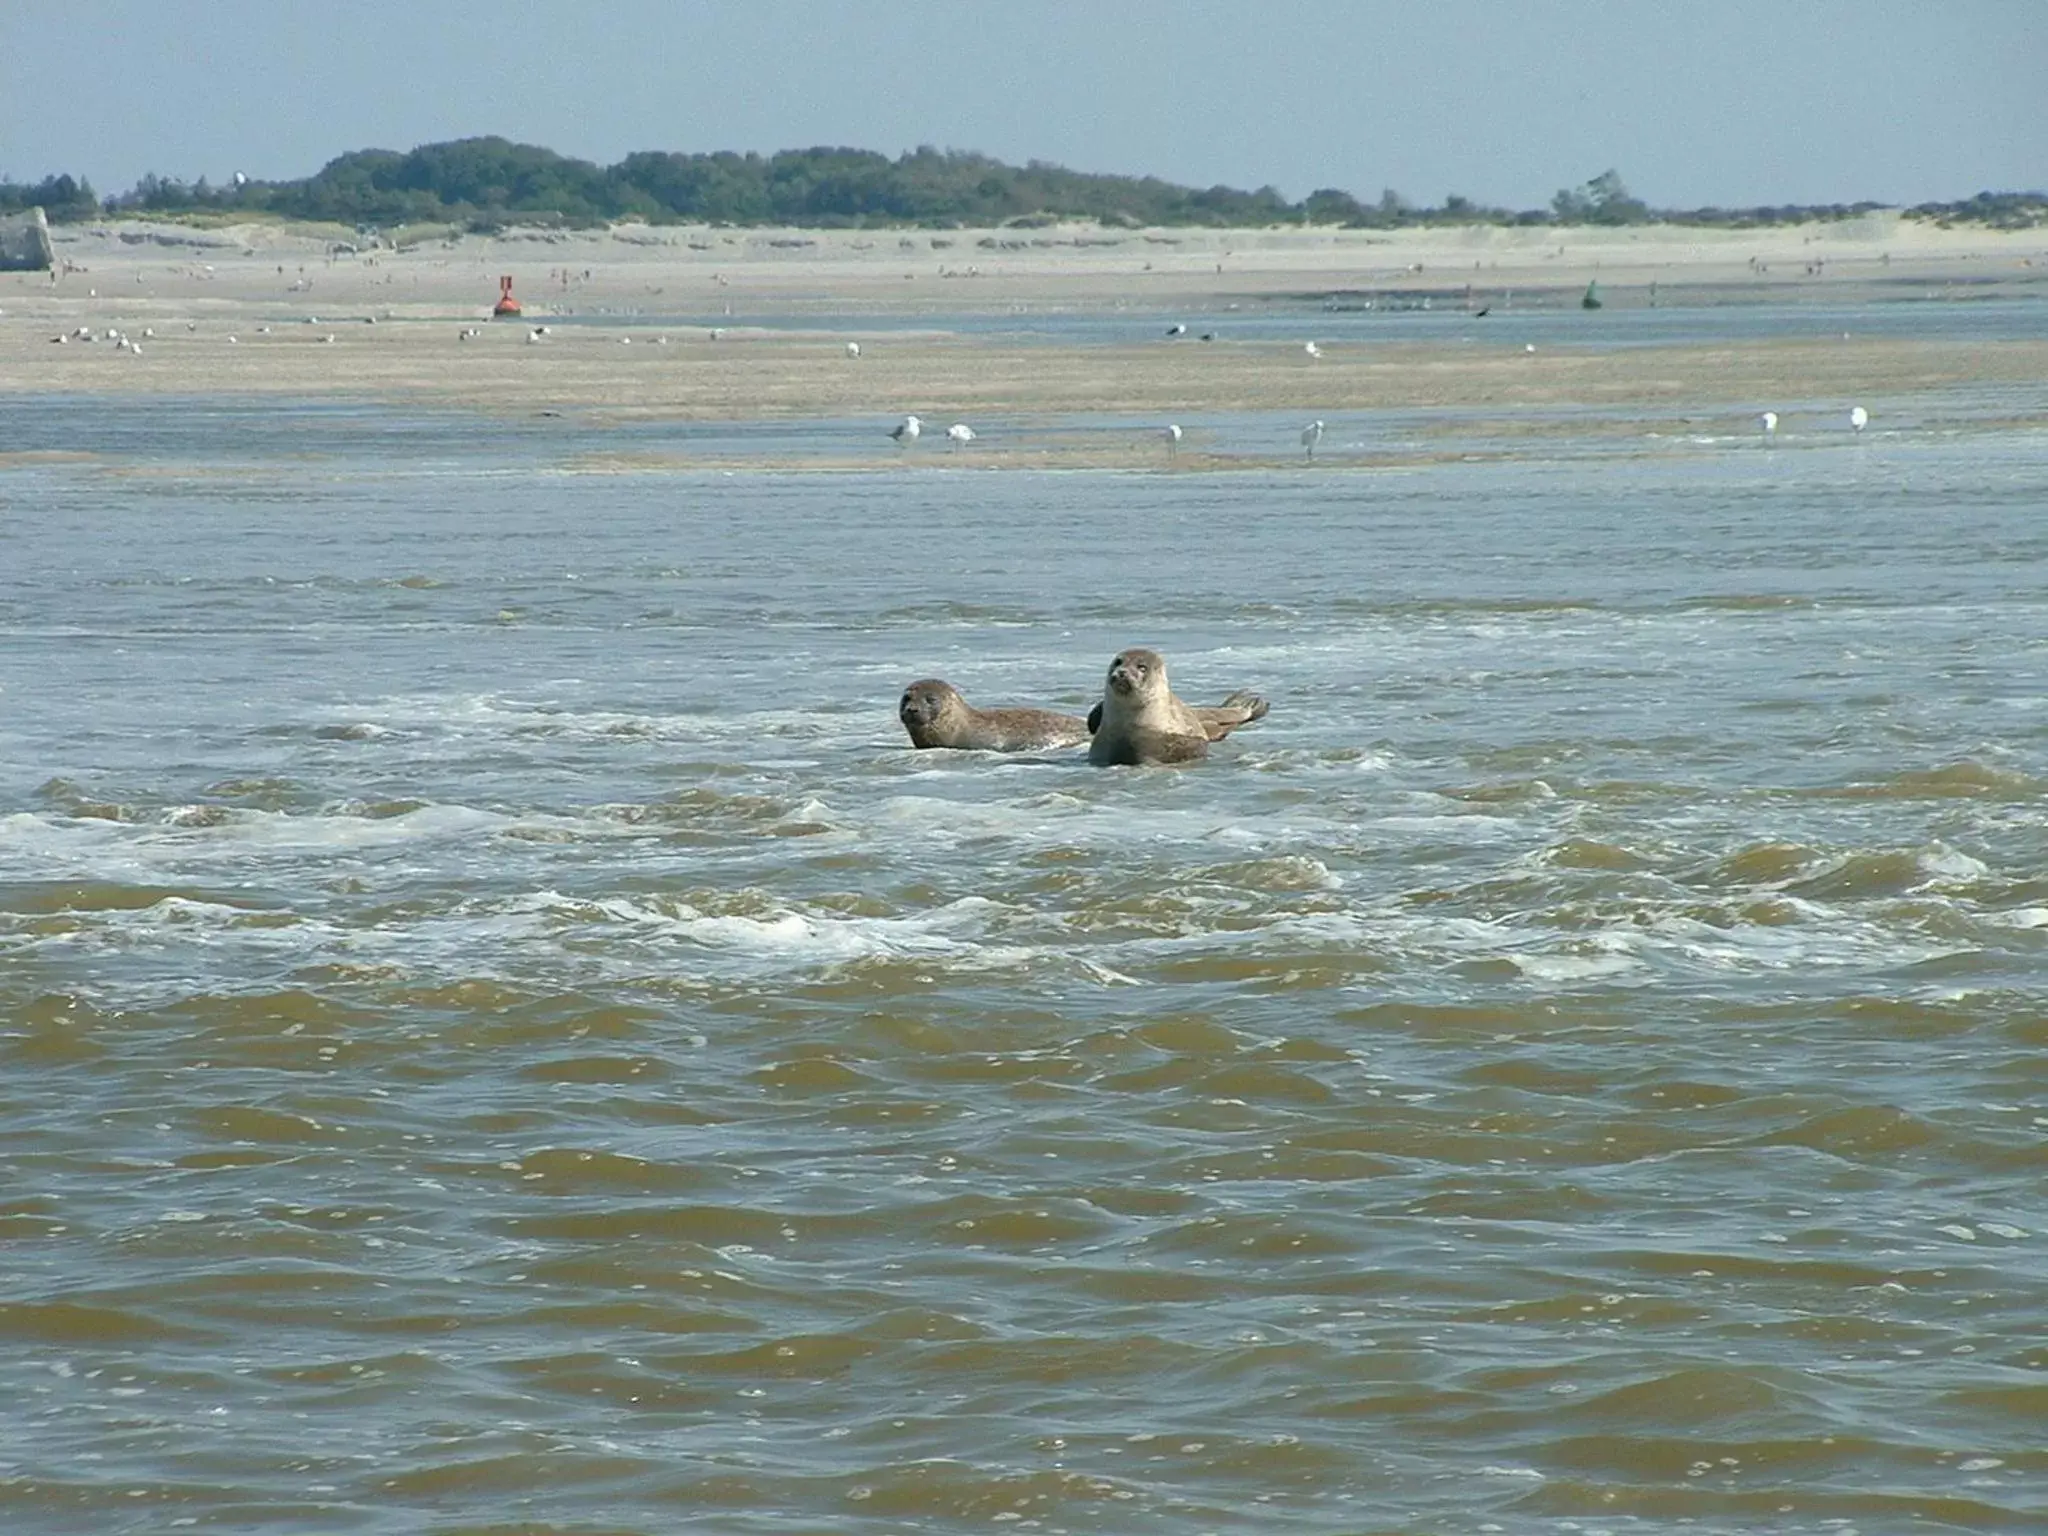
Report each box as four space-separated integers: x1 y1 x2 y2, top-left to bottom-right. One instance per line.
1088 648 1213 766
898 679 1093 752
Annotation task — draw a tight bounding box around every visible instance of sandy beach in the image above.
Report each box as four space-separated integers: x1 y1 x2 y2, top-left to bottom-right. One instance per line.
5 216 2046 463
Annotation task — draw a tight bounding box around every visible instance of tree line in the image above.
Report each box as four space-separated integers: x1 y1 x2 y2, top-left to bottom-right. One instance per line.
4 141 2042 232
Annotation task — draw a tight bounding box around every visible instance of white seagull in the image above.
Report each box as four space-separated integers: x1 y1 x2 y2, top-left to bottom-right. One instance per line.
845 341 861 358
1849 405 1869 434
1759 410 1778 438
946 423 976 449
891 414 922 447
1166 322 1187 337
1301 419 1325 459
1165 423 1183 457
1304 340 1322 359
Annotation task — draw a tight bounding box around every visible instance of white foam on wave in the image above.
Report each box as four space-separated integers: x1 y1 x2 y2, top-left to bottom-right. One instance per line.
1660 908 1902 964
1511 950 1645 982
351 887 1036 979
0 810 122 859
1992 907 2048 930
227 802 505 852
0 802 521 892
1367 812 1523 840
321 692 835 753
0 894 341 986
1918 844 1990 883
125 895 250 926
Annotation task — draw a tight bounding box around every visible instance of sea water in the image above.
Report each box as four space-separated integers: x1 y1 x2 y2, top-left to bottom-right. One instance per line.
2 345 2046 1532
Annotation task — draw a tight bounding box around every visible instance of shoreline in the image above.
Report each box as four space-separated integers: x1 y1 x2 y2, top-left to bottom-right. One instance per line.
20 214 2048 316
3 219 2045 461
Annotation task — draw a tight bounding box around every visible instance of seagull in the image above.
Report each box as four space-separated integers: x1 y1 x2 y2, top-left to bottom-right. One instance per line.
1166 323 1187 337
1849 405 1869 434
890 414 922 447
1304 340 1322 359
1301 420 1325 459
1759 410 1778 438
845 341 861 358
946 423 975 449
1165 423 1183 457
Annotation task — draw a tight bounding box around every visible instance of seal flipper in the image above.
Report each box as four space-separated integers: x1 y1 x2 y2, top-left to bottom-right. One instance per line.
1191 690 1271 741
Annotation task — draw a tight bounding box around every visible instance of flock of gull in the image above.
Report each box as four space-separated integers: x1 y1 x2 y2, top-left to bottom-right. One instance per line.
46 306 1874 457
875 326 1869 460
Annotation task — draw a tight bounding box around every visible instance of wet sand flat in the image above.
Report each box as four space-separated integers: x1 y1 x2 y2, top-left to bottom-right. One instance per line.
4 216 2047 466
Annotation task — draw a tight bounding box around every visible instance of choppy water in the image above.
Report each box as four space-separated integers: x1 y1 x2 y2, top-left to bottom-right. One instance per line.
3 331 2048 1533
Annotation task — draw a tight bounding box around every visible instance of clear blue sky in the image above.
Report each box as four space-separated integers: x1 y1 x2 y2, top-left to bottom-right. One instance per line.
3 0 2041 209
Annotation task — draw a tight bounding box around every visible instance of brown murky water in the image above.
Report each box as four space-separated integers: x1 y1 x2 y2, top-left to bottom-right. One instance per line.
3 327 2047 1533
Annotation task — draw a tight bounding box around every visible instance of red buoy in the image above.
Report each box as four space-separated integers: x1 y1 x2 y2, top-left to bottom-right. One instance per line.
492 275 522 317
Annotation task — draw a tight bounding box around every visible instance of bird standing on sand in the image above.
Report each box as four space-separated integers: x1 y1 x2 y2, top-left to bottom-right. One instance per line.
1301 420 1325 459
1165 423 1183 457
846 341 861 358
1166 323 1187 337
946 423 976 449
891 414 922 447
1759 410 1778 438
1849 405 1869 435
1304 340 1322 359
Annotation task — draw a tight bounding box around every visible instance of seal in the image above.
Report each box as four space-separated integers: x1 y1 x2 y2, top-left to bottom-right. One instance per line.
898 679 1092 752
1088 648 1212 767
900 677 1271 754
1090 688 1268 743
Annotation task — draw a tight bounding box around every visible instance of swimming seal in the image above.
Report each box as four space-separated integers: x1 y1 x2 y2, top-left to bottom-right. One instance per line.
900 678 1271 753
898 679 1093 752
1088 648 1213 767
